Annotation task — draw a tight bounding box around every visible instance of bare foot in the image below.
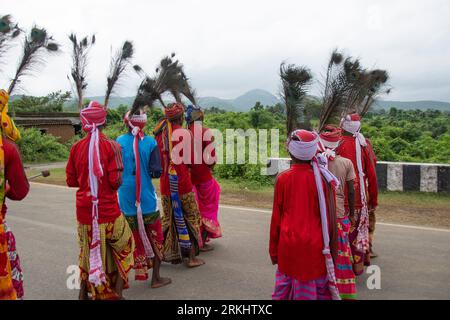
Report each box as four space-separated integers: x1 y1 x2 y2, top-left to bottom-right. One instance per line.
151 277 172 289
78 293 89 300
200 243 214 252
185 257 205 268
78 283 89 300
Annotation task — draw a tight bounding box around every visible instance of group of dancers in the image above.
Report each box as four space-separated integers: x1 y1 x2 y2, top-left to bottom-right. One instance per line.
270 114 378 300
0 63 379 301
0 91 223 300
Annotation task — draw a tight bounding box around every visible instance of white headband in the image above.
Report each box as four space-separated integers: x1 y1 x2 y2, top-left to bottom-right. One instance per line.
287 132 319 161
340 117 361 135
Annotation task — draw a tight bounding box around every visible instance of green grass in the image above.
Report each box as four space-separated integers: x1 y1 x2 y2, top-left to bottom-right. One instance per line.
27 167 67 185
378 191 450 209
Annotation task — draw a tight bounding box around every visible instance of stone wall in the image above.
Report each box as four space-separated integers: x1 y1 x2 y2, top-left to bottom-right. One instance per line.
40 124 76 143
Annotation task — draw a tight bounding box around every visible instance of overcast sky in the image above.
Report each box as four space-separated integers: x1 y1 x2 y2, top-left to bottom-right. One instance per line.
1 0 449 101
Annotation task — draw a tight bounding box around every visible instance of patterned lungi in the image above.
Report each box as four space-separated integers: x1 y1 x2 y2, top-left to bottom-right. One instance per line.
335 217 357 299
369 208 376 250
349 209 370 276
161 192 201 263
4 223 23 299
0 220 15 300
272 269 331 300
125 211 164 281
78 214 134 300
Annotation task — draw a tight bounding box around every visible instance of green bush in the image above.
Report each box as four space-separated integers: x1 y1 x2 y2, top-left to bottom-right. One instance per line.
17 128 69 163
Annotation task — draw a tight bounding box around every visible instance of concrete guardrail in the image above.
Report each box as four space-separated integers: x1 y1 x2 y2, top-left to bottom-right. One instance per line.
267 158 450 193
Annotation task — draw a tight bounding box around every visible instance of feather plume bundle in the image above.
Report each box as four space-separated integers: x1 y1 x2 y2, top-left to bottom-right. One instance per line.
104 40 137 107
0 14 21 66
8 26 59 94
280 62 312 135
318 49 358 131
68 33 95 110
131 53 198 115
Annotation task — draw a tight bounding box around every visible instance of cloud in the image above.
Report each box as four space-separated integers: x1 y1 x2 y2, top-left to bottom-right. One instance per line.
1 0 449 101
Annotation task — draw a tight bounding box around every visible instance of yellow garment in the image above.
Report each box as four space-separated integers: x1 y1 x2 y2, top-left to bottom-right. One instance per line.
77 214 134 300
0 91 18 300
0 89 21 142
161 193 201 263
0 222 17 300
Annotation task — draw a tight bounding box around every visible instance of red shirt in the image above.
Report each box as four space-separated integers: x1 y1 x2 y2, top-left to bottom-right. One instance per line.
269 163 328 282
336 136 378 209
66 133 123 224
1 139 30 220
155 123 193 196
188 123 215 185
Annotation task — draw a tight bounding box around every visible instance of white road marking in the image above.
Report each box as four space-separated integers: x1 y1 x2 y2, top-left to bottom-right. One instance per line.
29 182 450 233
220 205 450 233
375 222 450 233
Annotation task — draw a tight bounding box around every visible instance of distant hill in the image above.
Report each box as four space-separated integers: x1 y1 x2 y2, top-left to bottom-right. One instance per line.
80 89 282 111
12 91 450 112
197 96 234 110
84 96 135 108
95 92 450 112
374 100 450 112
374 100 450 111
198 89 281 111
232 89 281 110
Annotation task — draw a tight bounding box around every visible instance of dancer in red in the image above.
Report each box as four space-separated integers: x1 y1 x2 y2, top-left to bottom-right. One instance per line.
319 125 357 299
270 130 340 300
153 102 204 268
66 101 134 300
186 105 222 251
0 89 29 300
337 113 378 275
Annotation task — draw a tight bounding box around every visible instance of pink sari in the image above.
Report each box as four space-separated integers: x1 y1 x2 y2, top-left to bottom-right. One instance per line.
193 178 222 241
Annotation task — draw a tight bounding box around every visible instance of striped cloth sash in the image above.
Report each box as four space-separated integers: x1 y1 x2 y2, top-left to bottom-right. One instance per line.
168 166 192 255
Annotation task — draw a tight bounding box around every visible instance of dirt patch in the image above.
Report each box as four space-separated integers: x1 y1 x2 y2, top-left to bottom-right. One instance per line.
376 204 450 229
219 189 450 230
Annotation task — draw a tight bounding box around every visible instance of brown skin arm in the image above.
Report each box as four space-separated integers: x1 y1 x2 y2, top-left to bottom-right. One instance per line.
347 179 356 221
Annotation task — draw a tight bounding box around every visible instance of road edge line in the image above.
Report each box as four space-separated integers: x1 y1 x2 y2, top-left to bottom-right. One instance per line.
30 182 450 233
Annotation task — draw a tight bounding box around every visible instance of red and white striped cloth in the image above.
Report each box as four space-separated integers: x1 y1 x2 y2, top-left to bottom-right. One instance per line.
341 114 370 252
287 130 341 300
124 111 155 260
80 101 107 287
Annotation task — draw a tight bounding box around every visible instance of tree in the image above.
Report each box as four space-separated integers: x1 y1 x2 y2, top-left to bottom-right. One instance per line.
9 91 71 113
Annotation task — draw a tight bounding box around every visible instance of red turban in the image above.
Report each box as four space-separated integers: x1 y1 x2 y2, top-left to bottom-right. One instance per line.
164 102 185 121
320 125 342 150
340 113 361 135
124 110 147 132
80 101 107 131
287 129 319 160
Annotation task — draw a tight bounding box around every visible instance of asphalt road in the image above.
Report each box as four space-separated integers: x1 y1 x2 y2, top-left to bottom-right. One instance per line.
5 183 450 300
